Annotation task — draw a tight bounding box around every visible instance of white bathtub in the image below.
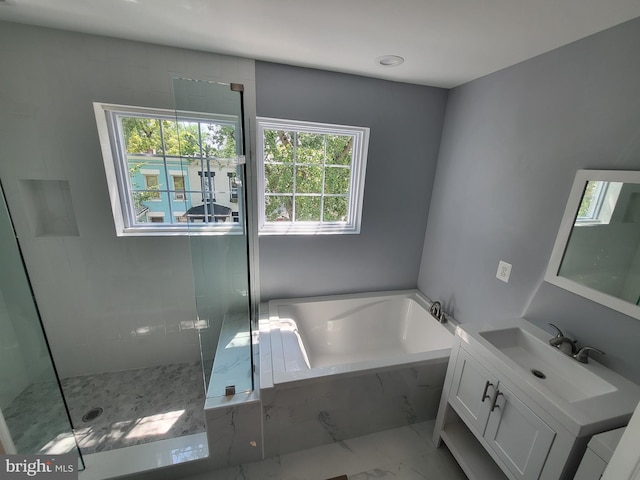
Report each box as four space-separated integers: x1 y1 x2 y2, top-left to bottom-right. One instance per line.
261 289 456 386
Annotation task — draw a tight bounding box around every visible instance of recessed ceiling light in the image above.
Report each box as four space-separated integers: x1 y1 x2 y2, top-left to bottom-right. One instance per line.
375 55 404 67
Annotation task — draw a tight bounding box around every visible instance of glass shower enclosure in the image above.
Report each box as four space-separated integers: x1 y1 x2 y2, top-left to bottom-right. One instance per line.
172 78 254 400
0 182 83 464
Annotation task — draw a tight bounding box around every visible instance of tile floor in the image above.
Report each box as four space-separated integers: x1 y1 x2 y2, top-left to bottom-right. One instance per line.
188 421 466 480
3 379 75 454
5 362 206 455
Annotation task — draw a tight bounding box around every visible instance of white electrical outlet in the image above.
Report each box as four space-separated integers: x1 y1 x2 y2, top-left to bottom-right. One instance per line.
496 261 512 283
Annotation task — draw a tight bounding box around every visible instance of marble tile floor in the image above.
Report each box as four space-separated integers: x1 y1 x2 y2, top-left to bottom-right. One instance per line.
5 362 207 456
185 420 466 480
3 379 76 455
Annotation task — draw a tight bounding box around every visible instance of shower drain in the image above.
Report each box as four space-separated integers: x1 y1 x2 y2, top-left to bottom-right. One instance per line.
531 369 546 379
82 407 103 423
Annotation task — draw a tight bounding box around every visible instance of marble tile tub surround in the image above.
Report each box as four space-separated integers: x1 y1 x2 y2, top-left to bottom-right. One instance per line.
261 362 448 457
186 420 465 480
258 293 452 457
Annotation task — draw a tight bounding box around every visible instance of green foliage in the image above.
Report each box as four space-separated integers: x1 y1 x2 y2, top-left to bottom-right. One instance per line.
578 181 598 218
263 129 353 222
122 116 237 159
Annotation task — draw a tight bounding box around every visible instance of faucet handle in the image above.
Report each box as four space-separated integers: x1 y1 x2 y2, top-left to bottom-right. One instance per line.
574 346 605 364
548 323 564 338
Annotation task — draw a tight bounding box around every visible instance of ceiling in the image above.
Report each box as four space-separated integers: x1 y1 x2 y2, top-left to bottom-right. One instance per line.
1 0 639 88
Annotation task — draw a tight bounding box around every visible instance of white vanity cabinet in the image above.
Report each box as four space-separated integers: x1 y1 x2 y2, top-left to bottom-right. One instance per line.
433 320 640 480
447 346 557 480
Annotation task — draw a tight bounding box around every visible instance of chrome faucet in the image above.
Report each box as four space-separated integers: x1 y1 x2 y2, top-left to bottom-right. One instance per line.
548 323 577 356
429 301 447 323
574 346 605 364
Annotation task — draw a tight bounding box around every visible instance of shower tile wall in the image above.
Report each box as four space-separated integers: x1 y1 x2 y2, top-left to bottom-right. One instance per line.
0 21 257 379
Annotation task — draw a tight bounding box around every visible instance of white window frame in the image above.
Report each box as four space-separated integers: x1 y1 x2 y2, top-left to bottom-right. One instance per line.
575 180 622 225
94 102 242 236
257 117 369 235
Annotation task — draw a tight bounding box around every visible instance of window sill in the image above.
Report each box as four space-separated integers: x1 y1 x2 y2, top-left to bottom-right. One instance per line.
258 223 360 236
117 224 244 237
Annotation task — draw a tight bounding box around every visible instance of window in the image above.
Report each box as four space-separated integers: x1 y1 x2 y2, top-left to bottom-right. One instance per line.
257 117 369 234
228 172 239 203
172 175 185 200
143 174 161 199
94 103 242 236
199 171 216 202
576 180 622 225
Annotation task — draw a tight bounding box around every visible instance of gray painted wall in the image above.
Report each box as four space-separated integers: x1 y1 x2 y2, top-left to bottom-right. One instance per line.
256 62 448 300
417 17 640 382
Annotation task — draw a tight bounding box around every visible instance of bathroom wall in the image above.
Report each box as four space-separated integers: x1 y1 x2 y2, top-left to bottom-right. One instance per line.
0 21 256 378
417 17 640 382
255 62 448 301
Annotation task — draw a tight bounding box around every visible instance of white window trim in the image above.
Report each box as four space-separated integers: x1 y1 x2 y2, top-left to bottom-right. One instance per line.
256 117 369 235
93 102 243 236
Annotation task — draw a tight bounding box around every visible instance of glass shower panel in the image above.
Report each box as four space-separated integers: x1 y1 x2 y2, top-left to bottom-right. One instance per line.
0 183 83 464
172 78 253 399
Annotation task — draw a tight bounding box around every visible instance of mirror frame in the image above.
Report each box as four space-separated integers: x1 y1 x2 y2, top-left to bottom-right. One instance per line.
545 169 640 320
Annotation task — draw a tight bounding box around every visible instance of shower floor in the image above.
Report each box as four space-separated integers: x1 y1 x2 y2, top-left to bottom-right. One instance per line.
4 362 206 455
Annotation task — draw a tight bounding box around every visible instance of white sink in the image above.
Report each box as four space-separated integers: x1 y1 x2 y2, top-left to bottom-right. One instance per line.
479 327 616 403
455 318 640 437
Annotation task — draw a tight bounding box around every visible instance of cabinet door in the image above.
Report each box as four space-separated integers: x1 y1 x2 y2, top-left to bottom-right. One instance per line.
449 347 497 435
484 382 556 480
574 449 607 480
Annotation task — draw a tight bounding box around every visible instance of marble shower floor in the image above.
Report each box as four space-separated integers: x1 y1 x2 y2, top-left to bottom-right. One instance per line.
4 362 206 455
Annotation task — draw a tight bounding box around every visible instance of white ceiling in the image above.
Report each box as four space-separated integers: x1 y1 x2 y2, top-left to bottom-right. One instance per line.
1 0 640 88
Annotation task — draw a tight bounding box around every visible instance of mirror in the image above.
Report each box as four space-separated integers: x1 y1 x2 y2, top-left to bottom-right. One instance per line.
546 170 640 320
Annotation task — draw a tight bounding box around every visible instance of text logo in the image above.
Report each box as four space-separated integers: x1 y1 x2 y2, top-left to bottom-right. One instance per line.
1 455 77 479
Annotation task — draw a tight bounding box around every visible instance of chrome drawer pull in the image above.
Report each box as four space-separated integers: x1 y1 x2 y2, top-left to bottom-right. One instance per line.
481 381 493 402
491 389 503 411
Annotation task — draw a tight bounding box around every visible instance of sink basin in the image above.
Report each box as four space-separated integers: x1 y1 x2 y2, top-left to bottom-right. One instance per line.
479 327 616 403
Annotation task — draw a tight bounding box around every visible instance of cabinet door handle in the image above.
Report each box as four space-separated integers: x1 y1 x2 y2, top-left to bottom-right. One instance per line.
481 381 493 402
490 389 503 411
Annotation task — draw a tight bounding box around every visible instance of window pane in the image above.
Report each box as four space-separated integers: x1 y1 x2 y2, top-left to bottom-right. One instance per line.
127 159 160 192
324 166 350 195
173 176 185 189
201 122 237 159
323 197 348 222
264 129 294 163
143 175 161 199
578 181 604 219
132 191 170 224
295 196 321 221
265 195 292 221
296 166 323 193
326 135 353 165
122 117 162 154
265 164 293 193
257 117 368 233
297 133 324 164
184 198 234 224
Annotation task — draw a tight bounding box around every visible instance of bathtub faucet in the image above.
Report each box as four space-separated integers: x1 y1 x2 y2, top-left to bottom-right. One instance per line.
429 301 447 323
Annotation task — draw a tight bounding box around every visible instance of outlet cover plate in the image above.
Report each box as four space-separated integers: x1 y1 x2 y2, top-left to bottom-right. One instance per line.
497 261 512 283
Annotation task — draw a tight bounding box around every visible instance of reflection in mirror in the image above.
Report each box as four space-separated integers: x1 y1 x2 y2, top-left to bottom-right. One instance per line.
546 170 640 320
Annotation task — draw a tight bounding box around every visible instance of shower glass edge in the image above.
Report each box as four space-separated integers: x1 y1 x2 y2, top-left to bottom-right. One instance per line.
0 180 84 467
172 78 254 400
